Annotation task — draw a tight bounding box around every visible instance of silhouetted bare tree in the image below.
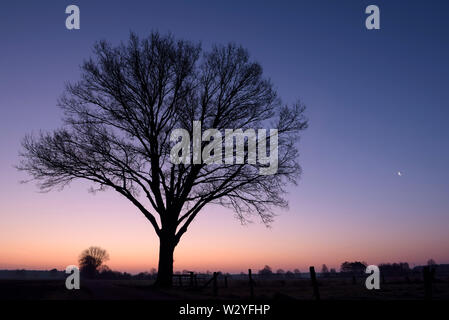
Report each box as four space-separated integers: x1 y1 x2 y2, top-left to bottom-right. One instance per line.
79 246 109 278
18 32 307 287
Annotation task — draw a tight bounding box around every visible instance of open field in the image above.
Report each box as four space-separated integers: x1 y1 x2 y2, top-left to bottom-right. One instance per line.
1 277 448 300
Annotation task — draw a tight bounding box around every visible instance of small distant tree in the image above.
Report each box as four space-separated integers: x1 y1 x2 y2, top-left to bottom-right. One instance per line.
98 265 117 279
78 246 110 278
258 265 273 277
285 271 295 279
276 269 285 275
321 264 329 274
329 268 336 274
49 268 59 278
340 261 367 274
136 272 151 280
427 259 436 266
98 265 111 273
379 262 410 276
293 268 301 275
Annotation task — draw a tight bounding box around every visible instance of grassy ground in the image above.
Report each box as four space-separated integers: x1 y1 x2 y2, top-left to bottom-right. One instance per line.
1 277 448 300
161 277 449 300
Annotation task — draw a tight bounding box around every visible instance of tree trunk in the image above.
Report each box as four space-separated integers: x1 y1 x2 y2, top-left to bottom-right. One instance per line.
154 233 176 287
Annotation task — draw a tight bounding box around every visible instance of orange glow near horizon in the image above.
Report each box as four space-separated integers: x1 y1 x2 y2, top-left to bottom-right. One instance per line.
1 179 448 274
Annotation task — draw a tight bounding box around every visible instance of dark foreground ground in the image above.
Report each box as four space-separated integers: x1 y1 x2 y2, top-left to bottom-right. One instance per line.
1 277 448 300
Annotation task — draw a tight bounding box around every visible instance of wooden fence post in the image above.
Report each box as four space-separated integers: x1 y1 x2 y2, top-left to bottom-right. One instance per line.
213 272 218 296
423 266 434 300
309 266 320 301
248 269 254 299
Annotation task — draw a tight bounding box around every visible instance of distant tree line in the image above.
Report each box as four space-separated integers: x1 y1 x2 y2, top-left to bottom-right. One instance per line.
74 247 445 280
254 259 445 279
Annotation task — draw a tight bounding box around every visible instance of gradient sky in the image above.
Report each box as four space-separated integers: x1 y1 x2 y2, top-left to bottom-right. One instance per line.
1 0 449 274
